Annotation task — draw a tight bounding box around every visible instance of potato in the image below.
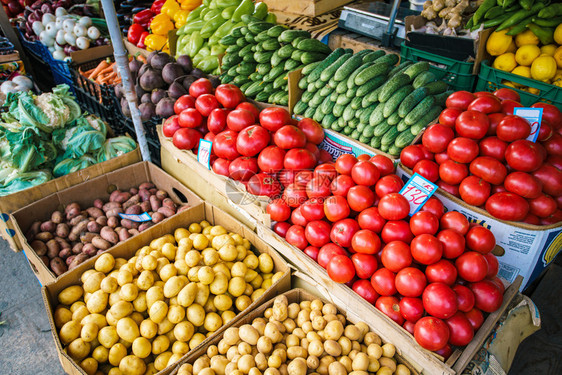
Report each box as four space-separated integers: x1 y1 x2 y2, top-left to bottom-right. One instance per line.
177 282 197 307
92 345 109 364
174 320 195 342
324 320 344 341
287 357 307 375
149 300 168 324
146 286 164 308
228 277 246 297
68 338 91 361
95 253 115 274
382 343 396 358
80 322 99 343
54 306 73 329
396 364 411 375
152 335 170 355
186 303 205 327
195 283 210 306
110 300 134 319
116 317 140 342
81 313 107 329
108 343 128 366
58 285 83 305
204 312 222 332
83 271 104 294
86 290 108 314
98 326 119 348
59 320 81 345
164 276 185 298
239 324 259 345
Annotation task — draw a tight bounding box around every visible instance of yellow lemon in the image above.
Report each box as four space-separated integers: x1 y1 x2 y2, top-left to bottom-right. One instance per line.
515 45 541 66
510 66 531 87
554 46 562 69
555 24 562 45
493 53 517 72
506 41 517 53
527 87 540 95
515 29 540 47
553 80 562 88
487 29 513 56
502 81 518 89
554 70 562 82
541 44 558 56
531 55 557 81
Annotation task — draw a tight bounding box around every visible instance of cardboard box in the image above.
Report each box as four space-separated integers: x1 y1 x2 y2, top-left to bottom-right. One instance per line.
257 224 523 375
0 147 142 252
41 202 291 375
11 161 203 285
328 29 400 56
262 0 352 17
397 163 562 291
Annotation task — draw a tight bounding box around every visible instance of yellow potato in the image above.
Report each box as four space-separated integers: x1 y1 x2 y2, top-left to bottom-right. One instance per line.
81 313 107 329
244 254 259 270
235 295 252 312
146 286 164 308
81 323 99 342
95 253 115 273
174 259 189 275
172 340 190 356
228 277 246 297
209 273 229 295
59 320 81 345
86 290 108 314
120 283 139 302
119 355 147 375
185 250 201 268
214 294 233 311
54 306 73 329
117 269 133 286
204 312 222 332
177 282 197 307
110 300 133 319
136 270 155 290
167 304 186 324
152 335 170 355
83 272 105 293
58 285 84 305
221 310 236 325
140 319 158 339
116 317 140 342
72 305 90 323
154 351 173 371
195 283 210 306
164 276 186 298
67 338 91 361
203 248 220 266
132 292 148 313
100 276 119 294
159 263 177 282
187 303 205 326
157 317 174 335
198 266 215 285
258 253 274 273
174 321 195 342
92 345 109 363
162 243 177 261
193 234 209 250
132 337 152 358
149 300 168 324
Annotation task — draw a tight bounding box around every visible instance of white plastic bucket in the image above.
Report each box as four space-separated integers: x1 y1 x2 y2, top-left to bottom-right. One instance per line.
410 0 425 11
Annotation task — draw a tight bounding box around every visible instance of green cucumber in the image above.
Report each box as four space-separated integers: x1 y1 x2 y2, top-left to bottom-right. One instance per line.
379 73 411 102
405 96 435 125
356 75 386 98
354 62 391 86
320 53 353 82
398 87 429 118
395 130 417 149
369 102 386 126
413 71 437 89
424 80 449 95
383 85 414 118
403 61 430 80
306 48 346 82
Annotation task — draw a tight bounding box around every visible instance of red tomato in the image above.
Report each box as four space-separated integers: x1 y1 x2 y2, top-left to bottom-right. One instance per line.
330 218 360 248
247 173 282 197
548 155 562 170
347 185 376 212
440 211 470 235
278 169 295 187
504 171 542 199
497 115 531 142
172 128 202 150
440 180 460 197
351 161 380 186
295 170 314 187
423 283 458 320
257 146 285 173
213 130 239 160
318 150 333 164
331 175 356 196
396 267 427 297
274 125 307 149
273 221 290 238
266 198 291 222
163 115 181 137
306 177 332 199
422 197 445 219
301 198 325 221
399 297 425 323
236 125 270 157
207 108 228 134
304 221 332 248
381 241 412 272
543 133 562 156
465 226 496 254
370 155 395 176
533 164 562 197
487 112 506 135
455 252 488 282
317 243 347 268
456 110 490 139
335 154 358 175
439 108 463 127
413 160 440 182
537 120 554 141
282 183 308 208
195 94 219 117
505 140 545 172
400 145 427 169
465 308 484 331
529 194 557 218
469 156 507 185
235 102 259 119
439 160 469 185
410 211 439 236
453 284 475 312
229 157 258 181
484 253 499 278
375 175 404 198
468 95 502 114
469 280 503 313
435 152 450 164
376 296 404 325
357 207 386 233
492 184 508 194
382 220 414 244
447 137 480 164
189 78 213 98
178 108 203 129
378 193 410 221
479 136 507 161
259 107 291 132
371 268 397 296
532 102 562 129
411 234 443 265
489 276 505 293
174 95 196 114
446 312 474 346
285 225 308 250
297 118 324 144
494 88 520 102
523 213 541 225
324 195 351 222
303 246 319 261
214 84 243 109
351 229 382 255
284 149 317 171
459 176 491 207
403 320 416 335
486 192 529 221
212 158 230 176
357 154 371 161
423 124 456 153
541 210 562 225
425 259 458 286
351 253 378 279
227 109 255 132
314 163 337 182
305 143 322 163
353 280 379 304
414 317 450 351
446 91 476 110
500 99 522 116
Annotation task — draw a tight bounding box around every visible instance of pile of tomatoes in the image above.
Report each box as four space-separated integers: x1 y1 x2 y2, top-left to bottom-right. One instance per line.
401 88 562 224
162 79 332 196
266 153 504 355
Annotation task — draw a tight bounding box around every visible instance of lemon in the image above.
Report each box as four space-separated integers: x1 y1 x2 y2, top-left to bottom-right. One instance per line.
502 80 518 89
541 44 558 56
487 30 513 56
527 87 540 95
515 45 541 66
555 24 562 45
493 53 517 72
554 46 562 69
506 41 517 53
531 55 557 81
554 80 562 88
515 29 540 47
511 66 531 87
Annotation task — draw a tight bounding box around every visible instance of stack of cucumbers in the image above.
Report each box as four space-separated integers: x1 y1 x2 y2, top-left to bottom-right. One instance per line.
293 48 452 156
219 22 332 105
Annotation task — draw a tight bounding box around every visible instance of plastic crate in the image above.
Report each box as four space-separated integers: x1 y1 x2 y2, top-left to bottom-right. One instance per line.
114 111 161 166
70 56 116 108
400 43 476 92
475 61 562 107
0 37 14 53
73 86 115 123
17 28 51 62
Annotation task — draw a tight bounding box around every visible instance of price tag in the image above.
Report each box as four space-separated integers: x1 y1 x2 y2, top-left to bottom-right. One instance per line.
514 107 543 142
197 139 213 169
399 173 438 216
118 212 152 222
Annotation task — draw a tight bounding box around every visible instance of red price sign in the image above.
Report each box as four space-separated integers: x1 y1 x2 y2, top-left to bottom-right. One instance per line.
399 174 438 215
197 139 212 169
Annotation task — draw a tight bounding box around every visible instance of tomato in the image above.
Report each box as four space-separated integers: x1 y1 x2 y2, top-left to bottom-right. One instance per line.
438 160 468 186
529 194 557 218
469 280 503 313
410 211 439 236
351 229 382 255
371 268 397 296
411 234 443 265
453 284 475 312
330 218 360 248
297 118 324 144
273 125 307 149
347 185 376 212
378 193 410 221
446 137 479 165
357 154 371 161
445 312 474 346
257 146 285 173
424 259 457 286
496 115 531 142
423 282 458 319
317 243 347 268
548 155 562 170
414 317 450 351
282 183 308 208
163 115 181 137
351 253 378 279
557 194 562 210
435 152 450 164
213 84 243 109
504 172 542 200
434 344 453 360
212 130 238 160
399 297 424 323
324 195 351 222
382 220 414 244
487 112 506 135
465 226 496 255
301 198 325 221
533 164 562 197
228 157 258 181
532 102 562 130
458 176 490 207
422 197 445 219
227 108 255 132
314 163 337 182
194 94 219 117
370 155 395 176
403 320 417 335
446 91 475 110
351 161 380 186
500 99 522 116
273 221 290 238
543 133 562 156
505 140 545 172
284 148 317 171
335 154 358 175
492 184 508 194
523 213 541 225
302 246 319 261
267 198 291 222
489 276 505 293
541 210 562 225
423 124 456 153
259 107 291 132
456 110 490 139
206 108 227 134
212 158 230 176
375 175 404 198
305 142 320 161
537 120 554 142
439 108 463 127
484 253 499 279
304 221 332 248
486 192 529 221
440 211 470 235
465 308 484 331
401 145 427 169
438 180 460 197
172 128 202 150
236 125 270 157
330 175 355 197
395 267 427 297
381 241 412 272
285 225 308 250
479 136 507 162
247 173 282 197
469 156 507 185
234 102 258 119
318 150 333 164
420 145 435 160
494 88 520 102
188 78 213 98
178 108 203 129
455 252 488 282
304 178 330 200
357 207 385 234
376 296 404 325
413 160 440 182
468 95 502 114
173 95 196 114
353 279 379 304
295 170 314 186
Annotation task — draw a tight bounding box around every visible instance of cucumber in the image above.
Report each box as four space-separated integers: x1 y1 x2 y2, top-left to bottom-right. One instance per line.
304 106 316 118
360 106 376 124
374 121 392 137
249 72 263 81
354 62 391 86
398 87 429 118
301 52 328 65
265 65 285 82
330 91 339 102
395 130 417 149
342 104 356 122
379 73 411 102
336 79 349 94
313 106 325 122
321 95 336 115
245 81 263 97
387 112 402 126
291 36 308 48
362 50 386 63
257 63 270 75
351 96 363 110
357 122 367 133
220 35 238 45
434 90 454 107
248 22 275 34
233 75 250 85
238 44 253 57
320 53 353 82
348 118 360 129
355 108 364 119
351 130 361 140
236 63 256 76
380 143 389 152
301 90 315 103
370 136 382 149
346 85 359 98
262 39 281 51
309 92 325 108
347 63 373 89
403 61 430 80
240 81 253 92
284 58 301 71
278 44 295 58
227 65 238 76
369 102 386 126
333 103 346 117
397 118 409 132
302 61 321 76
413 71 437 89
388 145 402 156
273 74 288 89
255 91 270 102
334 53 366 81
296 39 332 54
383 85 414 118
359 135 371 144
424 80 449 95
336 94 352 106
267 25 286 38
307 48 346 83
331 120 345 132
278 93 289 106
254 51 274 63
307 82 318 93
373 53 400 66
319 84 335 98
362 125 376 138
279 29 311 43
293 100 308 115
299 76 309 90
388 60 413 77
322 114 337 129
271 51 286 67
255 30 272 43
226 44 241 54
411 106 443 135
242 53 256 63
291 49 305 62
356 75 386 98
405 96 435 126
381 126 399 146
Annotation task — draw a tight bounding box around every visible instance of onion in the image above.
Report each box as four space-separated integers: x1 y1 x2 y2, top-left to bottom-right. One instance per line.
55 29 66 45
45 22 57 38
87 26 100 40
55 7 67 17
53 50 66 61
74 24 87 37
12 76 33 90
76 36 90 50
1 81 18 95
62 19 75 33
78 17 92 28
32 21 45 36
42 13 55 25
64 32 76 46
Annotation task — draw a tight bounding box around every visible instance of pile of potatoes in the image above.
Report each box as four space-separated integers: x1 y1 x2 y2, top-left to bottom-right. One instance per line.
28 181 188 276
177 295 411 375
53 220 283 375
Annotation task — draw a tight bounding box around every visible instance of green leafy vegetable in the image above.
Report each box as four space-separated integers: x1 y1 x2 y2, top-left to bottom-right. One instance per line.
0 164 52 196
97 136 137 163
53 155 97 178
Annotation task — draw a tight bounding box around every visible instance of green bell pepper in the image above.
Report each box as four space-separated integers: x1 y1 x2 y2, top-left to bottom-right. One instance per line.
188 31 204 57
253 2 268 20
201 14 226 38
203 8 221 21
232 0 254 22
216 0 242 8
178 19 204 35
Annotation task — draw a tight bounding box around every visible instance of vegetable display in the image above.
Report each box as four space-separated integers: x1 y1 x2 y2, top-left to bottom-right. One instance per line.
177 294 411 375
421 0 477 31
52 222 282 374
0 75 34 104
294 48 451 156
266 152 505 354
403 88 562 225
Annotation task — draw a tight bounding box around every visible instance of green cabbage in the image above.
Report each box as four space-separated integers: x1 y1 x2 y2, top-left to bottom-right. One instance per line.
53 154 97 178
0 164 52 196
52 117 106 159
97 136 137 163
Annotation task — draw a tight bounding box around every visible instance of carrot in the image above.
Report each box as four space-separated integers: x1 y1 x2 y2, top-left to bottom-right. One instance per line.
136 54 147 64
88 60 110 80
96 66 114 76
99 71 117 84
82 68 95 76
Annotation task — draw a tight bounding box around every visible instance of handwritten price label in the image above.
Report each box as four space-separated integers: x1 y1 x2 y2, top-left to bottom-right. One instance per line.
514 107 543 142
399 173 438 216
197 139 213 169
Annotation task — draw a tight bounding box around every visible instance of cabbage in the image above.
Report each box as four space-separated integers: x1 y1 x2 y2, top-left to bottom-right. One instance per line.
0 166 52 196
52 117 106 159
53 154 97 177
96 136 137 163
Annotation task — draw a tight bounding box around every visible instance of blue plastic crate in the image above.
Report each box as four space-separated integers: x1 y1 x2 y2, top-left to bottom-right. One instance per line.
17 28 50 61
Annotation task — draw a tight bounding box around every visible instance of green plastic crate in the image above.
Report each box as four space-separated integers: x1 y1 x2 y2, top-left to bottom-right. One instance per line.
400 43 475 92
475 61 562 107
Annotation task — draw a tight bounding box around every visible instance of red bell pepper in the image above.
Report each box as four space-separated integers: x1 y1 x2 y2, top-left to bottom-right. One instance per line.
137 31 150 49
133 9 155 29
150 0 166 14
127 23 146 45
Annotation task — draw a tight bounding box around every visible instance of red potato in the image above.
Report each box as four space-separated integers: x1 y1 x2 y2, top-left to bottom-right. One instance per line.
65 203 81 220
35 232 54 242
156 190 168 200
151 212 165 223
150 195 162 212
162 198 177 210
125 205 142 215
107 216 119 228
121 219 139 229
93 199 103 209
139 222 154 232
51 211 64 224
46 239 60 259
129 187 139 195
100 227 119 244
69 214 88 226
128 229 140 236
87 221 102 233
59 248 71 259
25 221 41 242
50 257 67 276
105 208 123 218
157 206 175 218
40 221 56 233
96 216 108 226
86 207 104 219
122 195 141 210
54 237 71 250
139 182 155 190
139 189 151 202
140 201 152 212
82 244 97 256
118 228 131 242
68 220 88 242
68 253 89 270
102 202 121 212
31 240 47 256
92 236 111 250
80 232 97 244
72 243 84 255
56 223 70 238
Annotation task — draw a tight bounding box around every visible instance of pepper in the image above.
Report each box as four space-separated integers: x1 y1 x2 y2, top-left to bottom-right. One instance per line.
196 55 219 72
200 14 225 38
137 31 150 48
161 0 181 18
150 0 166 14
527 23 554 45
186 5 204 22
173 9 190 28
253 2 268 20
472 0 496 25
176 34 190 54
188 31 204 56
216 0 242 8
145 34 169 51
231 0 254 22
497 3 545 31
178 19 204 35
133 9 156 29
150 13 175 35
127 23 146 45
180 0 202 11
